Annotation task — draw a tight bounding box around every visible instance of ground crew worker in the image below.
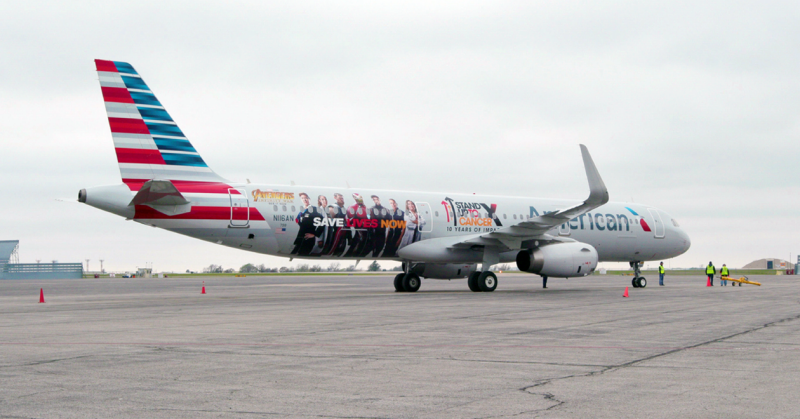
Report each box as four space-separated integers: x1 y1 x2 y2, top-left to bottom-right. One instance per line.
706 261 716 286
659 262 665 286
720 264 730 286
542 275 548 289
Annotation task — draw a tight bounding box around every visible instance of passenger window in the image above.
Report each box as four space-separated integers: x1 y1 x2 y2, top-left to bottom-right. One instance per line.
273 205 278 212
282 205 287 212
291 206 296 212
435 211 439 217
503 214 507 219
513 214 517 220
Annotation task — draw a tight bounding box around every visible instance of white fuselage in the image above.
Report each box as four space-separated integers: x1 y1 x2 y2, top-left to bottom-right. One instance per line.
84 183 691 264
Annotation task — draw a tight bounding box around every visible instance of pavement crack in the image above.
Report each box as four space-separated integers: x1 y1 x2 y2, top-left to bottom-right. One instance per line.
520 311 800 405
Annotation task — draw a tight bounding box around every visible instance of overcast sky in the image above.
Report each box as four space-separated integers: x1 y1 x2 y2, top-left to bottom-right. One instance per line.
2 1 799 272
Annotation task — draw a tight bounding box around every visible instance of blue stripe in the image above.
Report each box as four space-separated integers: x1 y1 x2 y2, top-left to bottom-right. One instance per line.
130 91 161 106
113 62 138 75
161 153 207 167
145 122 185 137
137 107 173 122
153 137 197 152
122 76 149 91
625 207 639 216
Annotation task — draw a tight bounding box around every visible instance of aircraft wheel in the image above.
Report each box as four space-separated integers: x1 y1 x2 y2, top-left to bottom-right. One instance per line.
468 272 481 292
632 278 640 288
394 273 405 292
478 271 498 292
637 277 647 288
402 272 421 292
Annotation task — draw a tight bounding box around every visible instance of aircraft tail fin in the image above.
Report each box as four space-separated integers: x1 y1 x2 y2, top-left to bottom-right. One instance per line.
95 59 227 190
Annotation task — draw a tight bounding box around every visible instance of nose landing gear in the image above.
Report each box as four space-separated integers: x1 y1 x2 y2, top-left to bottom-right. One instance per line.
630 261 647 288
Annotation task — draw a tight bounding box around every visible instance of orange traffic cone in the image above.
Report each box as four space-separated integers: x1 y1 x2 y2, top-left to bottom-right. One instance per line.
706 277 711 287
201 281 206 294
39 288 45 303
623 287 629 298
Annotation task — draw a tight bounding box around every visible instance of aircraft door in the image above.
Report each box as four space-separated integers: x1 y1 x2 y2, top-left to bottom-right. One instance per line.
416 202 433 233
558 221 571 236
647 208 665 238
229 188 250 227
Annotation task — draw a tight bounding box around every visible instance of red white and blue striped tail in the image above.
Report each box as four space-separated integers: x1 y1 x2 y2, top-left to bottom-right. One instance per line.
95 59 227 190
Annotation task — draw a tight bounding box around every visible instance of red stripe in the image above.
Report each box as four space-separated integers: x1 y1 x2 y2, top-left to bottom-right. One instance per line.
108 117 149 134
122 179 240 194
115 148 166 165
134 205 265 221
95 59 118 72
640 219 652 232
101 86 134 104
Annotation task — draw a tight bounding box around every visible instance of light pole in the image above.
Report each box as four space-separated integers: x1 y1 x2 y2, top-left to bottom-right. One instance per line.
99 259 104 273
85 259 90 272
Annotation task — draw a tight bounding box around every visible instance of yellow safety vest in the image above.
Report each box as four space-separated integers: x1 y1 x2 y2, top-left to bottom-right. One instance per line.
659 266 665 274
706 266 715 275
721 267 729 276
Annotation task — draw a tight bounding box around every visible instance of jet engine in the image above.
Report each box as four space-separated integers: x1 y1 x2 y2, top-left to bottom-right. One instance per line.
516 242 598 278
412 263 478 279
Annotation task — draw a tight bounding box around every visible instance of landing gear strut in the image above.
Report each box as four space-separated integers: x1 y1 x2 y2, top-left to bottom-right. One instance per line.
630 261 647 288
468 248 499 292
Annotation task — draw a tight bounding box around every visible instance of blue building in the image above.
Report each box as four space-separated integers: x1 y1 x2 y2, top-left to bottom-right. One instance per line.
0 240 83 280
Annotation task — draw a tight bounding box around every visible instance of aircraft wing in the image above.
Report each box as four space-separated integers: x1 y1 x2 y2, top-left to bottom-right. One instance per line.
453 144 608 251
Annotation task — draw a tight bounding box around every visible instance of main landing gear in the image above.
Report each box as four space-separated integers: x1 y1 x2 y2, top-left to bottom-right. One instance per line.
394 272 421 292
630 261 647 288
468 271 497 292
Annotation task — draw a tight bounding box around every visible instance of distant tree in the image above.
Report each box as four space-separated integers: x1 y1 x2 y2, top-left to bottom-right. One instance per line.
367 261 381 271
224 268 235 273
389 265 403 271
295 264 310 272
257 264 269 273
203 264 223 273
327 262 341 272
279 266 290 273
310 264 322 272
240 263 259 273
345 265 356 272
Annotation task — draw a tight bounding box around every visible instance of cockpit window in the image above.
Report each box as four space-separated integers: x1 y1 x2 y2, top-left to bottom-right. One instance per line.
672 219 680 227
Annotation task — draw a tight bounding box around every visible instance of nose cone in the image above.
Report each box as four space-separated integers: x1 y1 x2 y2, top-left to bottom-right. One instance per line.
678 229 691 254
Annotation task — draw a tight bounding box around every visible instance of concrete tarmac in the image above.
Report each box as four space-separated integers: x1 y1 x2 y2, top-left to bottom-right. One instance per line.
1 273 798 418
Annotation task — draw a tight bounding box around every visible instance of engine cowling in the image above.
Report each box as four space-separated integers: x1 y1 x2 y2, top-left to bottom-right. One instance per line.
516 242 598 278
412 263 478 279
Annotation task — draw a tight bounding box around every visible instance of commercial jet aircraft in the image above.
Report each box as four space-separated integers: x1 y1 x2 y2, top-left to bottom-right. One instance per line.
80 60 691 292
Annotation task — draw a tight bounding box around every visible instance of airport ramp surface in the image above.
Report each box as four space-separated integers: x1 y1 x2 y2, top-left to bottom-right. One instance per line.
1 274 798 418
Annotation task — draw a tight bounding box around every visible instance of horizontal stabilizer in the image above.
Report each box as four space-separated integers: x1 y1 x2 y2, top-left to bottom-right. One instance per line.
129 179 190 206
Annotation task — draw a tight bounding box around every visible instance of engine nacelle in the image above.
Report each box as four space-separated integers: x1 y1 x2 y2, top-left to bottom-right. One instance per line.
412 263 478 279
516 242 598 278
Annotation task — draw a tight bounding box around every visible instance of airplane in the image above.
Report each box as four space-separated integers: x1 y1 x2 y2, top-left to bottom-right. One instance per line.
80 60 691 292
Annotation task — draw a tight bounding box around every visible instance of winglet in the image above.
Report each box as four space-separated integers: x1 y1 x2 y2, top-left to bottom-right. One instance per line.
580 144 609 206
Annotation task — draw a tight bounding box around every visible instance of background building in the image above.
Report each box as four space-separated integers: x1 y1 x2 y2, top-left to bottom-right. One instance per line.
0 240 83 279
742 258 793 270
